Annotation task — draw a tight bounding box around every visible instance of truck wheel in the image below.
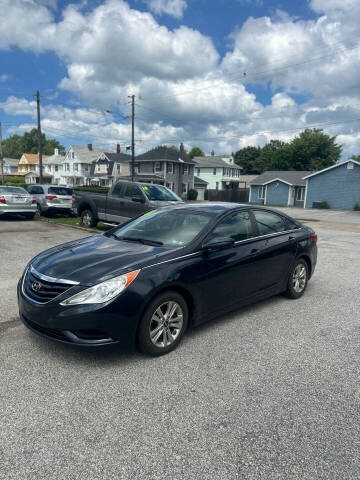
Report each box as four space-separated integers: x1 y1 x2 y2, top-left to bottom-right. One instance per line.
81 209 98 228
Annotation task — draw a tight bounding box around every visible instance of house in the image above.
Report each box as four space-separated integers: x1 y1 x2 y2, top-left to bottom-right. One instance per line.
1 157 19 174
135 144 195 197
194 176 208 200
43 148 65 185
193 152 242 190
304 159 360 210
18 153 49 175
89 146 131 186
61 144 103 186
249 171 311 207
238 175 258 189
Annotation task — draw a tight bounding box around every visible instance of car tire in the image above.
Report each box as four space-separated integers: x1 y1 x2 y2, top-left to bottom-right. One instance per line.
24 213 36 220
36 203 42 217
137 291 188 356
80 209 98 228
285 259 309 299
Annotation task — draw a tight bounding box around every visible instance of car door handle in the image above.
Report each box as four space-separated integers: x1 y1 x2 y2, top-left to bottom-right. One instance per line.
288 235 295 242
250 248 260 256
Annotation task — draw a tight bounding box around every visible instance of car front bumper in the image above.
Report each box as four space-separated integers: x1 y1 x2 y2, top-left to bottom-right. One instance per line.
17 279 141 349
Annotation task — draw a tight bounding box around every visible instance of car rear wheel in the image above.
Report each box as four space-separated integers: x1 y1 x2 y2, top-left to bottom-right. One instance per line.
24 213 35 220
35 203 42 217
137 291 188 356
80 209 98 228
285 259 308 299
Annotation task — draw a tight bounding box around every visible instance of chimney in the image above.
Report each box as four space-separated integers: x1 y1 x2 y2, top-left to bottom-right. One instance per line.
54 148 59 156
87 143 93 151
211 150 215 156
116 144 120 153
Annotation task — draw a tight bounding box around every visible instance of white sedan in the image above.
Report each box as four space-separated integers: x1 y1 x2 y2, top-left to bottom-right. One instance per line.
0 186 37 219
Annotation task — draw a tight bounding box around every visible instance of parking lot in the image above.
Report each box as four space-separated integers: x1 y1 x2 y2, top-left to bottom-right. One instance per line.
1 216 360 479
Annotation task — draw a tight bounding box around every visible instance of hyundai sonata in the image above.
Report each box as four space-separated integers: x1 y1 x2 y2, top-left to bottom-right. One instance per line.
18 203 317 356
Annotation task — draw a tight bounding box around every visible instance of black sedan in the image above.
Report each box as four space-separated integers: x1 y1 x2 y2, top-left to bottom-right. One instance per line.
18 203 317 356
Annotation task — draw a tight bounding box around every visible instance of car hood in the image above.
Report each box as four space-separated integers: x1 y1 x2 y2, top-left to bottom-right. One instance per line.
31 234 175 286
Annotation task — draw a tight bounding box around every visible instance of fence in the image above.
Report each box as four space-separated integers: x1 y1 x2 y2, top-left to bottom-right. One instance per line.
207 188 249 203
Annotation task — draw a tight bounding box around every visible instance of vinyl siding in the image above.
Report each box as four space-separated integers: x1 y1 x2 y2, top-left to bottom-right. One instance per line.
250 185 265 204
305 162 360 210
265 180 289 206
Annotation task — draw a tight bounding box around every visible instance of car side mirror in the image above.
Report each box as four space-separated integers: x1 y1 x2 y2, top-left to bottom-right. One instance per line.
132 197 145 203
202 236 235 252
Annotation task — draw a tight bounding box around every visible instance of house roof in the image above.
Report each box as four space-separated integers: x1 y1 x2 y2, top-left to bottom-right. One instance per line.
43 154 65 165
136 146 194 163
250 171 311 187
238 175 258 184
193 156 241 169
106 152 131 162
194 176 208 186
70 145 104 164
3 157 19 167
20 153 49 165
303 159 360 179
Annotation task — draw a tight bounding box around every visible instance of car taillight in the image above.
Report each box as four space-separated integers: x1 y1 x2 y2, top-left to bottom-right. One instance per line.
0 195 6 204
45 195 57 200
72 194 75 202
32 197 37 204
310 233 318 243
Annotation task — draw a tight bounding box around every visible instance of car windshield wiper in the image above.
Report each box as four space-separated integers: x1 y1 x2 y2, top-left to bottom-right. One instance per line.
121 237 164 246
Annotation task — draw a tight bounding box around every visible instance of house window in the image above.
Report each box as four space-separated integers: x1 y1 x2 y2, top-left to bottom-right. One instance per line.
65 163 70 172
154 162 162 173
258 186 266 200
213 168 217 175
116 164 121 174
296 187 305 201
74 163 79 172
182 183 188 193
197 168 200 176
84 165 89 172
55 165 58 172
216 182 219 190
183 164 189 175
347 162 354 170
71 152 75 159
167 162 174 174
97 165 101 172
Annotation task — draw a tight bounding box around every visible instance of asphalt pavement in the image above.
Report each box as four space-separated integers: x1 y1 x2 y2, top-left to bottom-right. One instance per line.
1 216 360 479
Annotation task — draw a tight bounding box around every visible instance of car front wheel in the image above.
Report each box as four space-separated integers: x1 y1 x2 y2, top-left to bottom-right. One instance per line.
137 291 188 356
285 259 309 299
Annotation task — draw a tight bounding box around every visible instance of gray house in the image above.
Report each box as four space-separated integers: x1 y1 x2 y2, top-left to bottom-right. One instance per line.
90 149 131 186
249 171 311 207
304 159 360 210
135 144 195 197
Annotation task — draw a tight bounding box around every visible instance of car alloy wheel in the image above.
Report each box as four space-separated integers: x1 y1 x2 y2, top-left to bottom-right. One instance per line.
82 212 91 227
149 301 184 348
292 263 307 293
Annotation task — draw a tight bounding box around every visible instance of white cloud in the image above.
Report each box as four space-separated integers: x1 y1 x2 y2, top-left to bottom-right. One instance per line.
144 0 187 18
0 74 10 82
310 0 358 14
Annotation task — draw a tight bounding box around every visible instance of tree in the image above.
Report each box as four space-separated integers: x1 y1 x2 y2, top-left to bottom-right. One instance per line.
233 146 261 174
2 128 65 159
188 146 204 159
290 128 342 171
350 155 360 162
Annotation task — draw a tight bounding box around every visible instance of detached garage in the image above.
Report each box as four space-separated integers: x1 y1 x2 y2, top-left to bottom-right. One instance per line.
304 160 360 210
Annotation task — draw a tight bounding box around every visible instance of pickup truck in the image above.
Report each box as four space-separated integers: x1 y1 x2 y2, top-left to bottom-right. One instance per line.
72 180 183 228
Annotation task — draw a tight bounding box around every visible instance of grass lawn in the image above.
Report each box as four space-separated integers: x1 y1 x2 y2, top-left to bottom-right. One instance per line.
38 215 112 232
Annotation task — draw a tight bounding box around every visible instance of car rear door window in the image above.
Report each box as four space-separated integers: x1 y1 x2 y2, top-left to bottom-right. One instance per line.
124 184 143 200
48 187 72 195
112 182 125 197
210 211 254 242
253 210 286 235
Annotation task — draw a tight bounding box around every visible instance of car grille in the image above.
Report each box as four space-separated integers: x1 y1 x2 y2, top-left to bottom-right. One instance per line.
23 268 74 304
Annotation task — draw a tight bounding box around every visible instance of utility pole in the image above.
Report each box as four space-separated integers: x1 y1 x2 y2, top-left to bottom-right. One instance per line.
0 121 4 185
129 94 135 181
36 90 43 184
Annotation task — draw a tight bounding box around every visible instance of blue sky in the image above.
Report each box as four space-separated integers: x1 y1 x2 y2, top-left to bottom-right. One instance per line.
0 0 359 156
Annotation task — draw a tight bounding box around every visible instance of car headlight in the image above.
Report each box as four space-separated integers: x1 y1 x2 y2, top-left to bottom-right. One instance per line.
60 270 140 306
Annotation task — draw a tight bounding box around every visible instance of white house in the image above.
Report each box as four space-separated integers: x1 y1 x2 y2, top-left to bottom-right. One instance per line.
43 148 65 184
60 144 103 186
193 152 242 190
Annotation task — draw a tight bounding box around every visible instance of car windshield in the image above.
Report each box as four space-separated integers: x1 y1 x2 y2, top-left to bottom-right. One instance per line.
0 186 28 194
48 187 73 196
110 209 213 247
140 184 181 202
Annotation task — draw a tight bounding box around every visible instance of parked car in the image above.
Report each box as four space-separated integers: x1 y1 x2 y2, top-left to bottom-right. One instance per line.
18 204 317 356
0 186 37 219
72 180 183 228
27 185 73 216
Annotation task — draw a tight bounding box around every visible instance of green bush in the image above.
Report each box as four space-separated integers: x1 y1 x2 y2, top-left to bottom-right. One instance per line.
187 189 198 201
74 185 109 194
4 182 28 189
318 201 330 209
354 203 360 211
4 176 25 184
